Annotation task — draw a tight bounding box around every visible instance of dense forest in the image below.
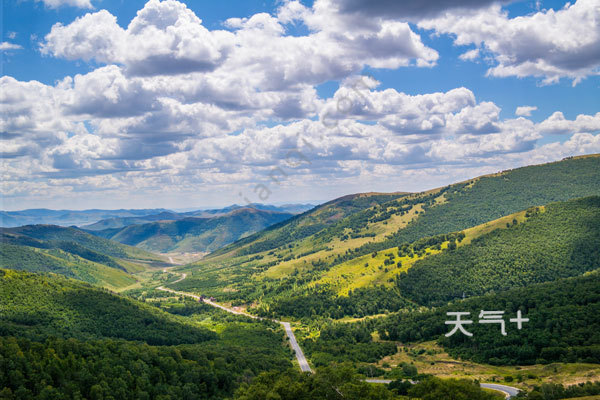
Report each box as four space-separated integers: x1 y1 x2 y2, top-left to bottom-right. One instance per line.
0 270 293 399
378 272 600 365
397 196 600 305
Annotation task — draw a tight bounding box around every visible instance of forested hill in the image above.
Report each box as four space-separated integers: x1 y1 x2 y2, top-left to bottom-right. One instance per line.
176 155 600 313
378 271 600 365
88 207 297 253
396 196 600 306
0 269 215 344
0 225 165 289
1 224 160 261
0 269 293 399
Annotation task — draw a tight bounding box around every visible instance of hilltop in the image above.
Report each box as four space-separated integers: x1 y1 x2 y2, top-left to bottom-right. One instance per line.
87 207 297 253
0 225 164 289
172 155 600 318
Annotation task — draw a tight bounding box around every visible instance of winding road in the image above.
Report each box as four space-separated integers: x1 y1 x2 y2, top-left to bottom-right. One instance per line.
156 272 313 373
364 379 519 398
157 271 521 397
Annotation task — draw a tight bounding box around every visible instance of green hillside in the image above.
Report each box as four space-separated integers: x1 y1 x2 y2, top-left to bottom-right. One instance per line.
377 271 600 365
0 243 137 289
0 269 292 399
174 155 600 315
1 225 161 261
0 225 168 289
90 208 297 253
0 269 213 344
397 196 600 306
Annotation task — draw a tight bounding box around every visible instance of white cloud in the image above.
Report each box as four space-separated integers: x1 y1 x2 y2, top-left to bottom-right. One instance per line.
42 1 234 76
42 0 437 82
35 0 93 9
515 106 537 117
0 42 23 51
537 111 600 135
459 48 479 61
419 0 600 84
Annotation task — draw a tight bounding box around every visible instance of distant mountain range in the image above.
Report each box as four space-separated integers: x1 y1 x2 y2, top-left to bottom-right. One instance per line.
85 207 299 254
0 203 314 229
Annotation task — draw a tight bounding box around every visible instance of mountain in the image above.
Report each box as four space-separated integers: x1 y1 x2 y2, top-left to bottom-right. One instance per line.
82 203 315 231
0 269 292 399
86 208 298 253
377 271 600 365
396 196 600 306
0 208 168 228
171 154 600 317
0 225 164 289
0 268 213 344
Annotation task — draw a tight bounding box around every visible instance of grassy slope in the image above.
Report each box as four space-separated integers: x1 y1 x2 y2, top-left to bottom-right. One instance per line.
177 155 600 308
0 225 171 289
397 196 600 306
0 243 137 290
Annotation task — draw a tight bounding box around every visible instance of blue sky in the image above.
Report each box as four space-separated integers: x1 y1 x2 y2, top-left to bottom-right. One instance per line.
1 0 599 210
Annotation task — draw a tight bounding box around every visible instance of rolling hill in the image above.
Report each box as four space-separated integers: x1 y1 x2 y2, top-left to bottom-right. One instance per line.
0 225 165 289
0 269 293 399
87 207 300 253
172 155 600 318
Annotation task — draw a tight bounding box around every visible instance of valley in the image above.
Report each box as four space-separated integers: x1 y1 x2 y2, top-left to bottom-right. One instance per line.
1 155 600 399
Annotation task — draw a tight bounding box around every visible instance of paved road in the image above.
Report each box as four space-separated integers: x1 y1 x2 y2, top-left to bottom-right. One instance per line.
364 379 519 398
281 322 312 372
156 273 313 373
480 383 521 398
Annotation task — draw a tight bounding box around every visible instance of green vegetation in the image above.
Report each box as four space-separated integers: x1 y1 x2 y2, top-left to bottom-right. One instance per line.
177 155 600 317
405 377 501 400
378 272 600 365
518 382 600 399
397 196 600 305
0 269 293 399
1 225 160 261
233 364 395 400
92 208 295 253
0 225 168 289
301 321 397 366
0 269 214 344
255 286 413 320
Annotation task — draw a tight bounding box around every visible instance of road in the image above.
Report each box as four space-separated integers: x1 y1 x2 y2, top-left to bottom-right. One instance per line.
156 273 313 373
480 383 521 398
157 273 521 394
364 379 519 398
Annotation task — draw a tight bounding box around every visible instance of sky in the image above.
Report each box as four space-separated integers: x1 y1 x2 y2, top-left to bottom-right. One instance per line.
1 0 599 210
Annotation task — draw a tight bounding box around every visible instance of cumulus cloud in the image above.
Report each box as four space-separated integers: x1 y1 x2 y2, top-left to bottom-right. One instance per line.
42 0 234 76
515 106 537 117
3 0 598 209
0 42 23 51
336 0 513 20
537 111 600 135
419 0 600 84
34 0 93 9
42 0 437 81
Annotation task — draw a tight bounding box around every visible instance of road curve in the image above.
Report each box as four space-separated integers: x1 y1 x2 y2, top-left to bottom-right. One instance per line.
156 273 313 373
480 383 521 398
364 379 520 398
